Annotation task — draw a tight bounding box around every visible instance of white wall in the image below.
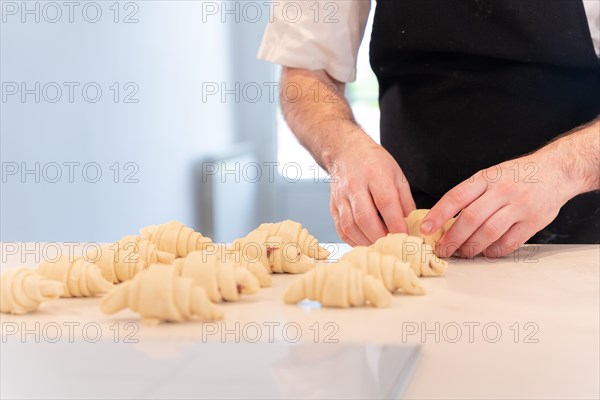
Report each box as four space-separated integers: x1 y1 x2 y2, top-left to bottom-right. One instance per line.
1 2 234 242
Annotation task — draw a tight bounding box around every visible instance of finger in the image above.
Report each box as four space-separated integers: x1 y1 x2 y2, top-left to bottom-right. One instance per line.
348 190 388 243
436 191 506 257
331 201 355 246
396 173 417 217
338 198 371 246
332 207 358 247
369 181 406 234
483 222 534 258
421 174 487 236
458 206 516 258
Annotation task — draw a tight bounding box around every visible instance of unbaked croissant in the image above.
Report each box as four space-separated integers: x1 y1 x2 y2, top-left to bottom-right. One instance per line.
101 263 223 324
255 220 330 260
172 251 260 302
231 253 272 287
371 233 448 277
91 235 175 283
232 229 315 274
0 268 64 314
284 263 392 308
339 246 425 295
37 256 113 297
140 220 213 258
205 243 272 287
405 209 455 256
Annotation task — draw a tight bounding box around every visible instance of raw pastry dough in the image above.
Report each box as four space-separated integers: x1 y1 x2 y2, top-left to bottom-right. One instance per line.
339 246 425 295
140 220 213 258
0 268 64 314
172 251 260 302
405 209 455 256
37 256 113 297
284 263 392 308
206 243 272 287
91 235 175 283
371 233 448 277
232 230 315 274
231 253 272 287
255 220 330 260
100 263 223 324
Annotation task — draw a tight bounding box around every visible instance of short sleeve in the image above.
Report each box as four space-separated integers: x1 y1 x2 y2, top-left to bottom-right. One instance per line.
257 0 372 83
583 0 600 58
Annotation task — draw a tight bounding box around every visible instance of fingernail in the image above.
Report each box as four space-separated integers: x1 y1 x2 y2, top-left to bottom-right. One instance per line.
421 221 432 234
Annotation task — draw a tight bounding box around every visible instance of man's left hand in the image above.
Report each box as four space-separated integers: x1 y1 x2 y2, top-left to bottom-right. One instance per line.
421 153 573 258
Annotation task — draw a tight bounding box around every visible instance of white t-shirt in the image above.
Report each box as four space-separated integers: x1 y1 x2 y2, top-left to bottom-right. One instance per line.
258 0 600 83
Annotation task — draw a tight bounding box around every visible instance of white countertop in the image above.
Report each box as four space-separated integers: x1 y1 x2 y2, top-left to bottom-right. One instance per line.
1 243 599 399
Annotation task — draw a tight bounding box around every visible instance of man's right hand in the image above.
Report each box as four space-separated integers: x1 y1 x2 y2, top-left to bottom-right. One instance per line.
329 134 416 246
280 67 415 246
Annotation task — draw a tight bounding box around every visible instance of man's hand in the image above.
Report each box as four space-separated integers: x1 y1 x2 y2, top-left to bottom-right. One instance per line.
422 119 600 258
422 155 568 258
279 67 415 246
329 134 415 246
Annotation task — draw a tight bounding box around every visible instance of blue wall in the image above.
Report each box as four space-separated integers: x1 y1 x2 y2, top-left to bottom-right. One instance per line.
1 2 235 241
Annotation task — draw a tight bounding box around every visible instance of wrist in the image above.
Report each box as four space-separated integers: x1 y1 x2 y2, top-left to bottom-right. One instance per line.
537 125 600 199
319 121 375 173
533 148 580 203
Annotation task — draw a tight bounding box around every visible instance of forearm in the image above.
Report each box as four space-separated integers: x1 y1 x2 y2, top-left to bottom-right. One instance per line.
537 117 600 198
280 67 374 171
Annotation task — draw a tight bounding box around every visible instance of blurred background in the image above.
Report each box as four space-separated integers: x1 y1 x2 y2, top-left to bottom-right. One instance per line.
1 0 379 243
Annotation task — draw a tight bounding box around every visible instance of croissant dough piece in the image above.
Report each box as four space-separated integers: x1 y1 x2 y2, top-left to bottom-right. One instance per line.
284 263 392 308
37 256 113 297
203 243 271 287
1 268 64 314
91 235 175 283
255 220 330 260
172 251 259 302
232 230 315 274
339 247 425 295
371 233 448 277
140 220 213 258
230 232 271 273
405 209 455 256
100 264 223 323
206 243 272 287
232 254 272 287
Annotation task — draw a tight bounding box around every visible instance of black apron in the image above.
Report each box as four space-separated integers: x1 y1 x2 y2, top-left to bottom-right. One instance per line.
369 0 600 244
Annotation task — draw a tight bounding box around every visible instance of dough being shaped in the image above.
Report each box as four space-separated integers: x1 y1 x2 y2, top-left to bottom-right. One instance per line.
1 268 64 314
284 263 392 308
100 263 223 323
205 243 272 287
232 230 315 274
371 233 447 277
255 220 330 260
172 251 259 302
339 246 425 295
37 256 113 297
140 220 213 258
91 235 175 283
405 209 455 256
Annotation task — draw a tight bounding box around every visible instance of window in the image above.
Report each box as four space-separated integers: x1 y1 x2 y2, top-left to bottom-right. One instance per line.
276 9 379 179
